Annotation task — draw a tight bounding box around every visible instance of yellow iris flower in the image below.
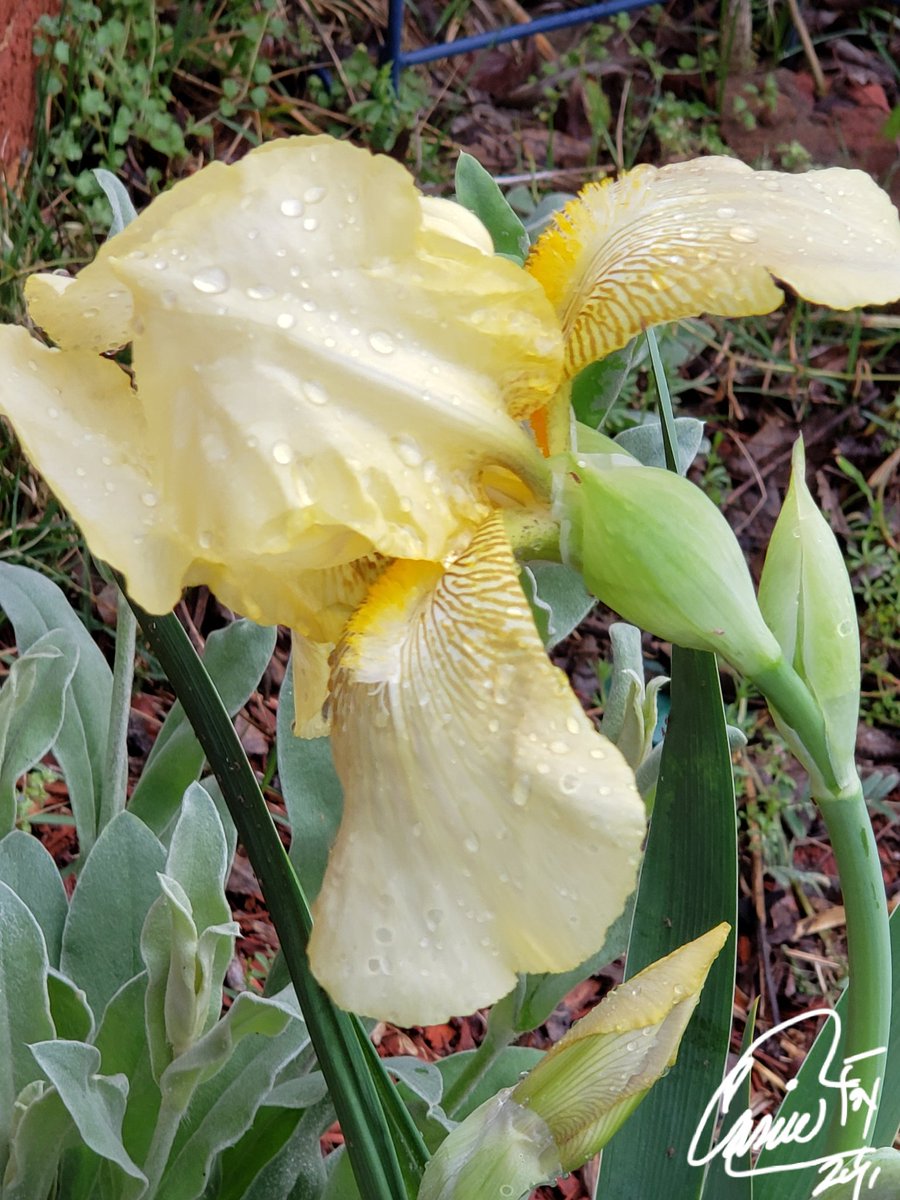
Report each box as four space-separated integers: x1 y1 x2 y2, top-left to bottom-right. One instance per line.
1 136 898 1025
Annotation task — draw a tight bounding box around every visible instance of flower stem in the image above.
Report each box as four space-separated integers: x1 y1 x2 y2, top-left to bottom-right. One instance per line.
818 783 891 1153
443 984 522 1119
750 657 841 798
751 663 890 1149
98 585 136 836
131 604 427 1200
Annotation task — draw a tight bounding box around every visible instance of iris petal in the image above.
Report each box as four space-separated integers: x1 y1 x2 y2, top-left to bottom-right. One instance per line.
309 517 645 1025
528 157 900 378
4 137 563 619
0 330 188 612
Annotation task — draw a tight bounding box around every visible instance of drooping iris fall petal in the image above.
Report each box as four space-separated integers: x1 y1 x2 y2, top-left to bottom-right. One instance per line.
0 331 185 613
527 157 900 378
1 136 562 624
309 517 645 1025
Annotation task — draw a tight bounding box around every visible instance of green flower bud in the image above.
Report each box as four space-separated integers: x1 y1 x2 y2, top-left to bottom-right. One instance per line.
758 438 860 796
819 1147 900 1200
418 1088 561 1200
513 923 729 1170
419 925 729 1198
555 453 783 679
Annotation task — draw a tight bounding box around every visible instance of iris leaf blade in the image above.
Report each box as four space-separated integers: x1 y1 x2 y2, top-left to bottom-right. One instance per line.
596 646 738 1199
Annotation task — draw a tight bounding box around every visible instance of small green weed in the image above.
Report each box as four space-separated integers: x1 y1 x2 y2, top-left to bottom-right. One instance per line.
838 445 900 729
306 46 431 155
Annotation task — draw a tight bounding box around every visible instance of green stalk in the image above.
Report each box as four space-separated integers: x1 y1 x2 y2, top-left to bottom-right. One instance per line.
442 985 522 1119
818 784 891 1153
645 328 891 1155
132 604 427 1200
98 587 137 834
750 658 841 799
750 665 890 1150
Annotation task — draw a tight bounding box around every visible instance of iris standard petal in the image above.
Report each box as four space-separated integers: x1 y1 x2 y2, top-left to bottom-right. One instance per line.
527 157 900 378
6 136 565 619
308 517 645 1025
25 157 238 354
0 329 189 612
39 137 559 574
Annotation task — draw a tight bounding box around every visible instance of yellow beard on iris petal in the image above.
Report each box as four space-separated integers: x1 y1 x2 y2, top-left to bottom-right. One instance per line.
308 517 645 1026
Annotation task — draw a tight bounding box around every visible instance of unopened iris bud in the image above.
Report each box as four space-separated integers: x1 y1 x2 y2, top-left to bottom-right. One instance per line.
821 1147 900 1199
419 925 729 1199
758 438 860 796
555 453 784 680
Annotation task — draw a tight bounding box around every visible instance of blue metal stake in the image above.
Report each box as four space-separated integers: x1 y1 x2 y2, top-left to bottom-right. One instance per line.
386 0 663 91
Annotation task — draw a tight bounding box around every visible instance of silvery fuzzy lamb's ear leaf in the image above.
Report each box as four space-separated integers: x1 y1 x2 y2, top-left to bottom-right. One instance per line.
614 416 705 474
28 1040 145 1185
0 562 112 854
0 829 68 967
0 628 78 836
0 882 56 1176
3 1083 73 1200
60 811 166 1021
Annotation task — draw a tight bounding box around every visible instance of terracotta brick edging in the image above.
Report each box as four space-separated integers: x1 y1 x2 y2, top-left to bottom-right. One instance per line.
1 0 60 186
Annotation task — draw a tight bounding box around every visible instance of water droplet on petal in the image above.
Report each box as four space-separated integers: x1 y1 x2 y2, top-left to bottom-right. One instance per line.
276 312 295 330
141 489 159 508
82 306 99 319
272 442 293 465
391 433 423 467
728 225 759 244
511 775 530 808
464 834 480 854
549 739 568 755
302 216 318 232
304 381 328 406
246 284 275 300
368 330 395 355
375 926 393 944
303 185 326 203
837 618 854 637
192 267 230 294
280 197 304 217
426 908 443 930
716 206 737 219
198 530 213 550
